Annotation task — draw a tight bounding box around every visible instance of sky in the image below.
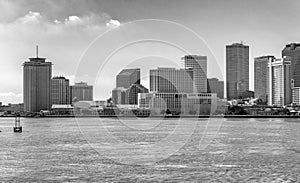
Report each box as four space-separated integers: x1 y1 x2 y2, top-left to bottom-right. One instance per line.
0 0 300 104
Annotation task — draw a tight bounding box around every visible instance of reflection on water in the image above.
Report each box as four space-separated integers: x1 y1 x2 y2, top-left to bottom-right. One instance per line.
0 117 299 182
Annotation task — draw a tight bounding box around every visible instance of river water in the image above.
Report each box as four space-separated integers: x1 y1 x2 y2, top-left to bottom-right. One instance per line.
0 117 299 182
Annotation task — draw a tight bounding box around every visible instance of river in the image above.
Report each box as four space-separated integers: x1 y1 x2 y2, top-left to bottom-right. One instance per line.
0 117 299 182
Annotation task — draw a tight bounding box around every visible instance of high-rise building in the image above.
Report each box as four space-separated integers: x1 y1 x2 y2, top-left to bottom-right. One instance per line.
267 57 292 106
254 56 275 102
51 76 70 105
150 67 194 93
112 84 148 105
70 82 93 101
226 42 249 99
23 47 52 112
282 43 300 87
126 84 148 105
207 78 224 99
116 68 140 88
182 55 207 93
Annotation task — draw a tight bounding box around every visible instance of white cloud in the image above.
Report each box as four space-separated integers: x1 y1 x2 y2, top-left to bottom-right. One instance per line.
106 19 121 28
16 11 43 24
0 92 22 104
65 15 81 25
0 11 122 103
7 11 121 30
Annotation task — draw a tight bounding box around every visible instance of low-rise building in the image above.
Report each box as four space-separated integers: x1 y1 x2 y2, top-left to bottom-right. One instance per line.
138 92 217 115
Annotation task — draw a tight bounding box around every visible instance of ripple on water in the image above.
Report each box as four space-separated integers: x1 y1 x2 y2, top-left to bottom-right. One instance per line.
246 143 287 155
0 117 299 182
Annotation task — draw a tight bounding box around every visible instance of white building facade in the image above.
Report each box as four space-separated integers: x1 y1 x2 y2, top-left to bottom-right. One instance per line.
267 57 292 106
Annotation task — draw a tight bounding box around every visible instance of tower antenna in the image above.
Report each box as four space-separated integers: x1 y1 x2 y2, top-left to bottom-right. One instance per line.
36 45 38 58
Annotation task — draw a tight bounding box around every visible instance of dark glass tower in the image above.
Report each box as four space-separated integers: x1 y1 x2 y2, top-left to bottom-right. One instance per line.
116 68 140 88
282 43 300 87
226 42 249 99
23 46 52 112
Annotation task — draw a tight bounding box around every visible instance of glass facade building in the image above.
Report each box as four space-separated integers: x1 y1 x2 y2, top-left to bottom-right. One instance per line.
51 76 70 105
150 67 194 93
254 56 275 102
116 68 140 88
23 56 52 112
226 43 249 99
70 82 93 101
282 43 300 87
182 55 207 93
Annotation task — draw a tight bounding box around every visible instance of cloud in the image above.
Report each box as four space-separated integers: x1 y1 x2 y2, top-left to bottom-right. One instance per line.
0 92 22 104
0 11 121 103
4 11 121 31
106 19 121 28
16 11 43 24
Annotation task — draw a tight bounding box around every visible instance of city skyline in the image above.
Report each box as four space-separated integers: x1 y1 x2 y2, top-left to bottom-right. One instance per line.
1 0 300 104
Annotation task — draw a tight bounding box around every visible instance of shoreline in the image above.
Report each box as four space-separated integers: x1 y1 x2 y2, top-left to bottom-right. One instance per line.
1 115 300 118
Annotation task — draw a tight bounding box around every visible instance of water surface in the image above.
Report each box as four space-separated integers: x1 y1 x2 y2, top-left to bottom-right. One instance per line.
0 117 299 182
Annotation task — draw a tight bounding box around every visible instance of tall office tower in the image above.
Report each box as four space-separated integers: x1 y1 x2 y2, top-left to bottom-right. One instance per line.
267 57 292 106
70 82 93 101
182 55 207 93
126 84 149 105
150 67 194 93
254 56 275 102
207 78 224 99
51 76 70 105
282 43 300 87
23 46 52 112
116 68 140 88
226 42 249 99
112 87 127 105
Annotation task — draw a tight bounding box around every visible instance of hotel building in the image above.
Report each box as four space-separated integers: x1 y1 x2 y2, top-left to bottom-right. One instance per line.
267 57 292 106
23 47 52 112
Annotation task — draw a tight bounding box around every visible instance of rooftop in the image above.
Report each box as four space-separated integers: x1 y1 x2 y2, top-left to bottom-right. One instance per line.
53 76 67 80
117 68 140 76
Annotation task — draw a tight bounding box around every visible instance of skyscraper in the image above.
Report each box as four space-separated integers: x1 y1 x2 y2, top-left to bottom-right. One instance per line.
116 68 140 88
226 42 249 99
51 76 70 105
267 57 292 106
282 43 300 87
126 84 148 105
70 82 93 101
111 84 149 105
207 78 224 99
150 67 194 93
182 55 207 93
23 46 52 112
254 56 275 102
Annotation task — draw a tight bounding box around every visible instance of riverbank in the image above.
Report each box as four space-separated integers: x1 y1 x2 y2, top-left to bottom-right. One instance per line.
1 115 300 118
